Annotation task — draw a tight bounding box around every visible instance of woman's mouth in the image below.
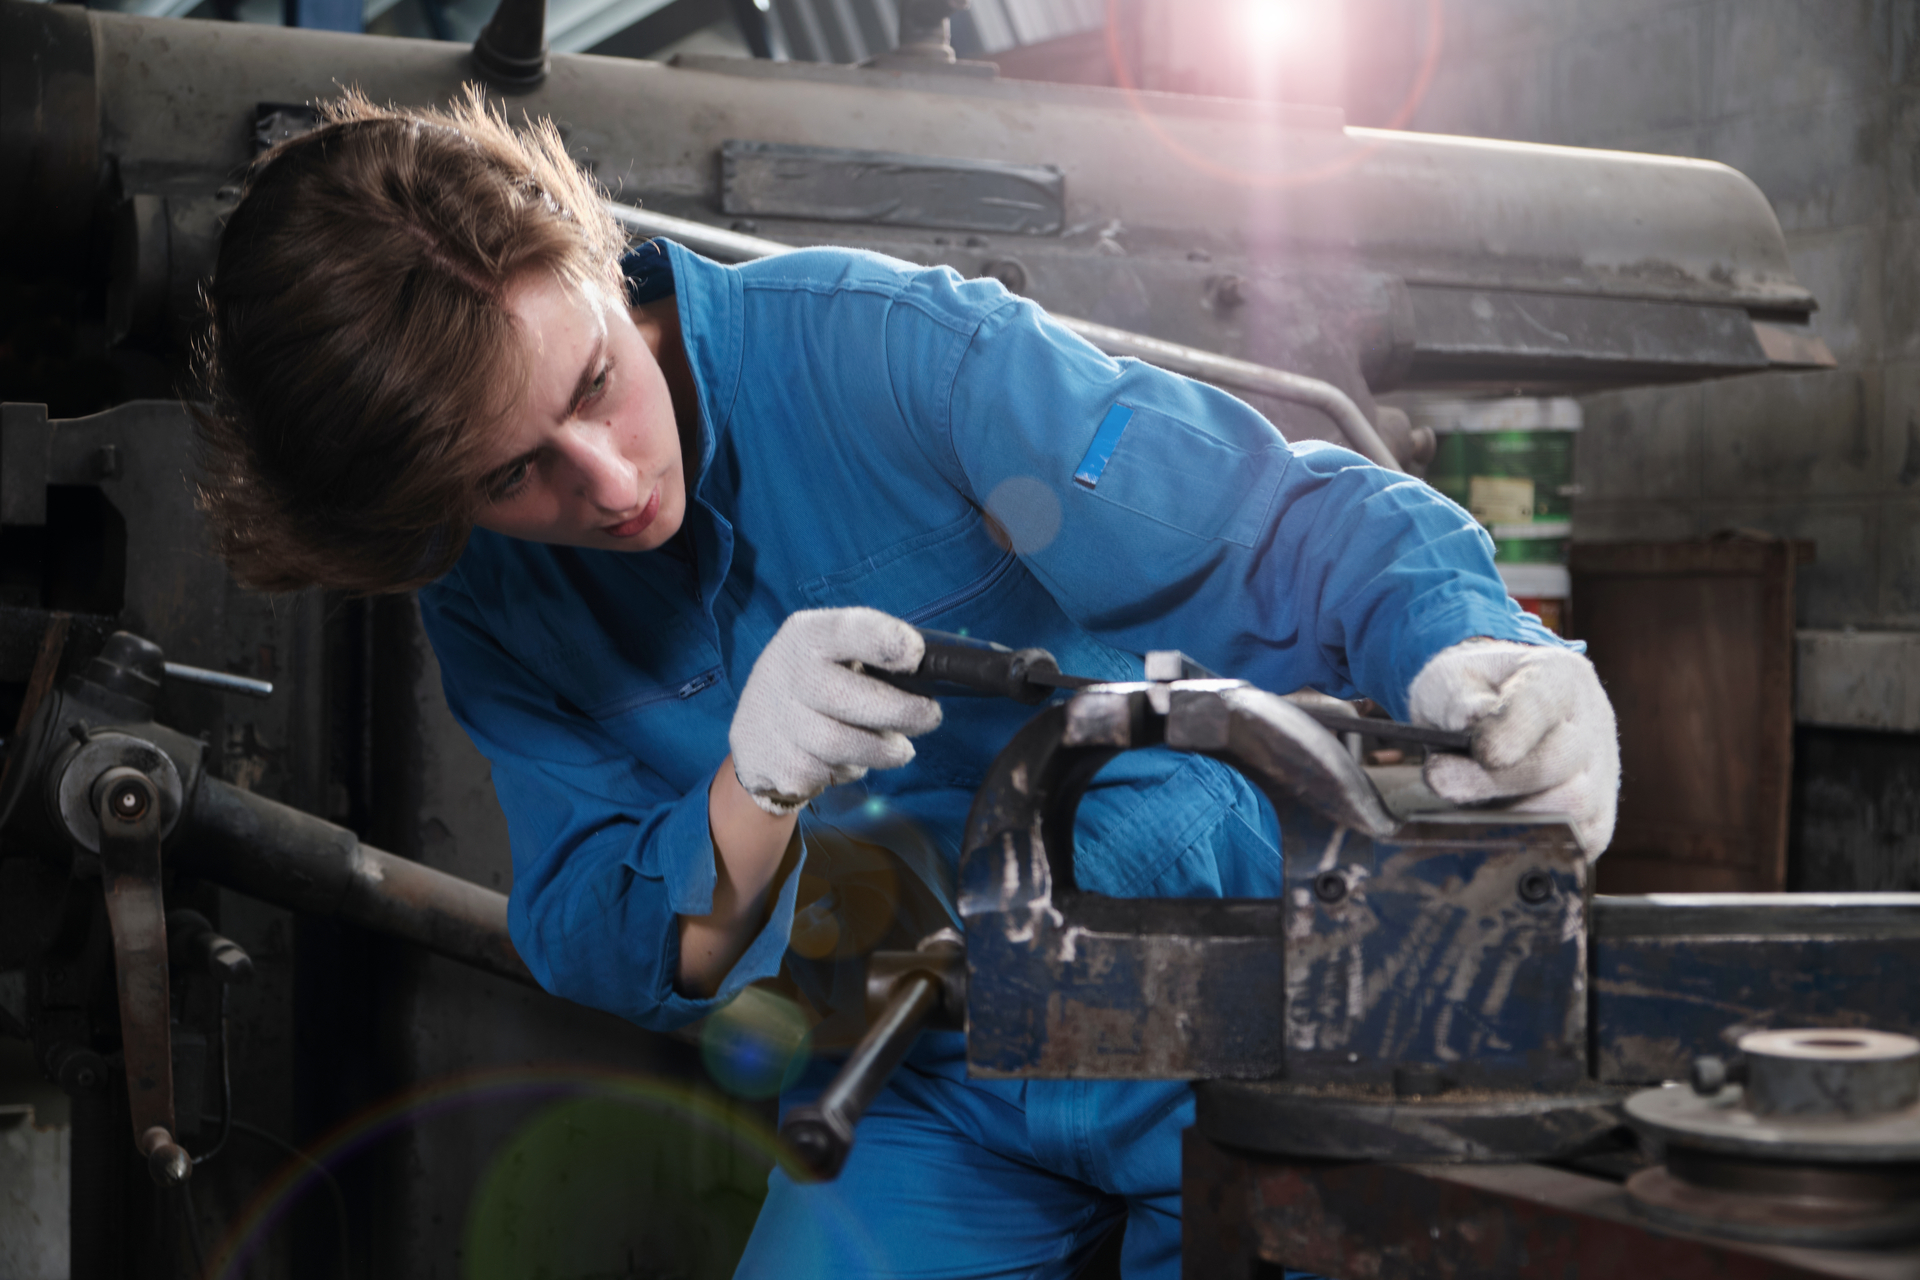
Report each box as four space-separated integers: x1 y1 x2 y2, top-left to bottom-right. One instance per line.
601 487 660 540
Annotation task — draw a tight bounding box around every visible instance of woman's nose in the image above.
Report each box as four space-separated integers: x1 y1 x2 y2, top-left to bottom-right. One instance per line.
567 427 641 512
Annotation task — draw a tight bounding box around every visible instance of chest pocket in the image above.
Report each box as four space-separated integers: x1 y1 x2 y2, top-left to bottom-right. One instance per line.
519 607 723 722
796 509 1014 621
1078 404 1289 548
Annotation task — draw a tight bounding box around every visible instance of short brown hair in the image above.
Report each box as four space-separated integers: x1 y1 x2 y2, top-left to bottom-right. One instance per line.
195 87 628 593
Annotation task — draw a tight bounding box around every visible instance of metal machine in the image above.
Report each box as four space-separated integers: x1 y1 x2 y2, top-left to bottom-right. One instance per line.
2 0 1905 1276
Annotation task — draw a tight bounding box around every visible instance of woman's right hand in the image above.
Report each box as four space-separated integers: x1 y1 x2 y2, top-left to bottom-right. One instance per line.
728 607 943 815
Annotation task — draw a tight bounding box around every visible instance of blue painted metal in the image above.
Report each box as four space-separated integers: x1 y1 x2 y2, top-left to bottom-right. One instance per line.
1279 808 1587 1090
1589 893 1920 1085
955 680 1587 1084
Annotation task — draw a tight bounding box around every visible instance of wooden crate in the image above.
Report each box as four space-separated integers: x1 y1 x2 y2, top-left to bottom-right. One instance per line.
1569 537 1809 893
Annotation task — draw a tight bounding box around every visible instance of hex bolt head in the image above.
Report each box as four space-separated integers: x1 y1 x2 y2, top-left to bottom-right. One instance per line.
1518 870 1554 904
1312 871 1348 904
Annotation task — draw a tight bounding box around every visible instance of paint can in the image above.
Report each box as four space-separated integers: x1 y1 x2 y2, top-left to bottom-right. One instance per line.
1411 397 1580 635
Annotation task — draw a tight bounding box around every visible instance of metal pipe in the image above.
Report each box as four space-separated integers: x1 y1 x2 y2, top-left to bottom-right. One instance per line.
177 775 534 986
603 200 1405 471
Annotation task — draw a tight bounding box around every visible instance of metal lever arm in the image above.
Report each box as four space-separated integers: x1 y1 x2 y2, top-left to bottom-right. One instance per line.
94 766 190 1185
780 931 967 1179
781 973 942 1180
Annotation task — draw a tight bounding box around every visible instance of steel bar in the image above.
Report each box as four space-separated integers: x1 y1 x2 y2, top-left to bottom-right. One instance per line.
602 200 1404 469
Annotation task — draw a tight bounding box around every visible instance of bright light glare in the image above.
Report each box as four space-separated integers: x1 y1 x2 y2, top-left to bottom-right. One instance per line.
1241 0 1306 48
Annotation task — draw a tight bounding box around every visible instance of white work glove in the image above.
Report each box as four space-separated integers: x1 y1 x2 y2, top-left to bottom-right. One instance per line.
729 608 942 816
1407 640 1620 856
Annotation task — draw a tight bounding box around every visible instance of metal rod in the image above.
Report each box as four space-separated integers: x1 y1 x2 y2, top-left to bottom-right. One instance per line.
162 662 273 698
780 972 941 1179
602 200 1404 470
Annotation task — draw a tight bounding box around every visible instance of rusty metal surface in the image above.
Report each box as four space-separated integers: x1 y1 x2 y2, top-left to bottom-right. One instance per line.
1182 1131 1920 1280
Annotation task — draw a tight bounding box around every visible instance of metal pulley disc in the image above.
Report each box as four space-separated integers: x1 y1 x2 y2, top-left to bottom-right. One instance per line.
1195 1080 1627 1163
1624 1158 1920 1249
1625 1083 1920 1163
1625 1028 1920 1248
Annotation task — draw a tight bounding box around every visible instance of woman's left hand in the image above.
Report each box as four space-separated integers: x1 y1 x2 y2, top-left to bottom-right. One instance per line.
1407 639 1621 857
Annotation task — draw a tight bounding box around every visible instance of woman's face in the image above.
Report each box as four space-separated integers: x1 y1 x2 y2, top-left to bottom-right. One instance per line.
474 271 686 551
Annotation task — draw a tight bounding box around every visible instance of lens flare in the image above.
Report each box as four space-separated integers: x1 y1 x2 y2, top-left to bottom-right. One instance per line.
465 1094 767 1280
203 1066 796 1280
1103 0 1447 190
700 986 814 1099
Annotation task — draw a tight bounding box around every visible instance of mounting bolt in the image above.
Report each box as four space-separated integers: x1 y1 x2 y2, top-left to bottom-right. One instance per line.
1691 1054 1746 1096
1517 870 1554 904
107 779 149 822
92 444 120 479
1312 871 1348 904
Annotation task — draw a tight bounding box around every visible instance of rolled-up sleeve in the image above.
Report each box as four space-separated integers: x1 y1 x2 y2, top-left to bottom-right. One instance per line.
418 583 804 1032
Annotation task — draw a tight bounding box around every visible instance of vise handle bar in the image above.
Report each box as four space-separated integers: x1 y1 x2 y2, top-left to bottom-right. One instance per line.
780 931 967 1179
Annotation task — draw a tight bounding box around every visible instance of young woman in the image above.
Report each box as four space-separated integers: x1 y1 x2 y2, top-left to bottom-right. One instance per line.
197 91 1619 1279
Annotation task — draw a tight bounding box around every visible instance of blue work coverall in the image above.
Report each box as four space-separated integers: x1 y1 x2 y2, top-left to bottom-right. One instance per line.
418 241 1562 1279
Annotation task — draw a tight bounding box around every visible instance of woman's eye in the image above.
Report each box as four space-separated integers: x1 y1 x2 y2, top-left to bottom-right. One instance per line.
490 457 533 502
583 364 611 405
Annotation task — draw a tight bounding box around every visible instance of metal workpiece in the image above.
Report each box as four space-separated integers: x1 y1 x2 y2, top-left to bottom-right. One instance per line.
178 776 533 986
